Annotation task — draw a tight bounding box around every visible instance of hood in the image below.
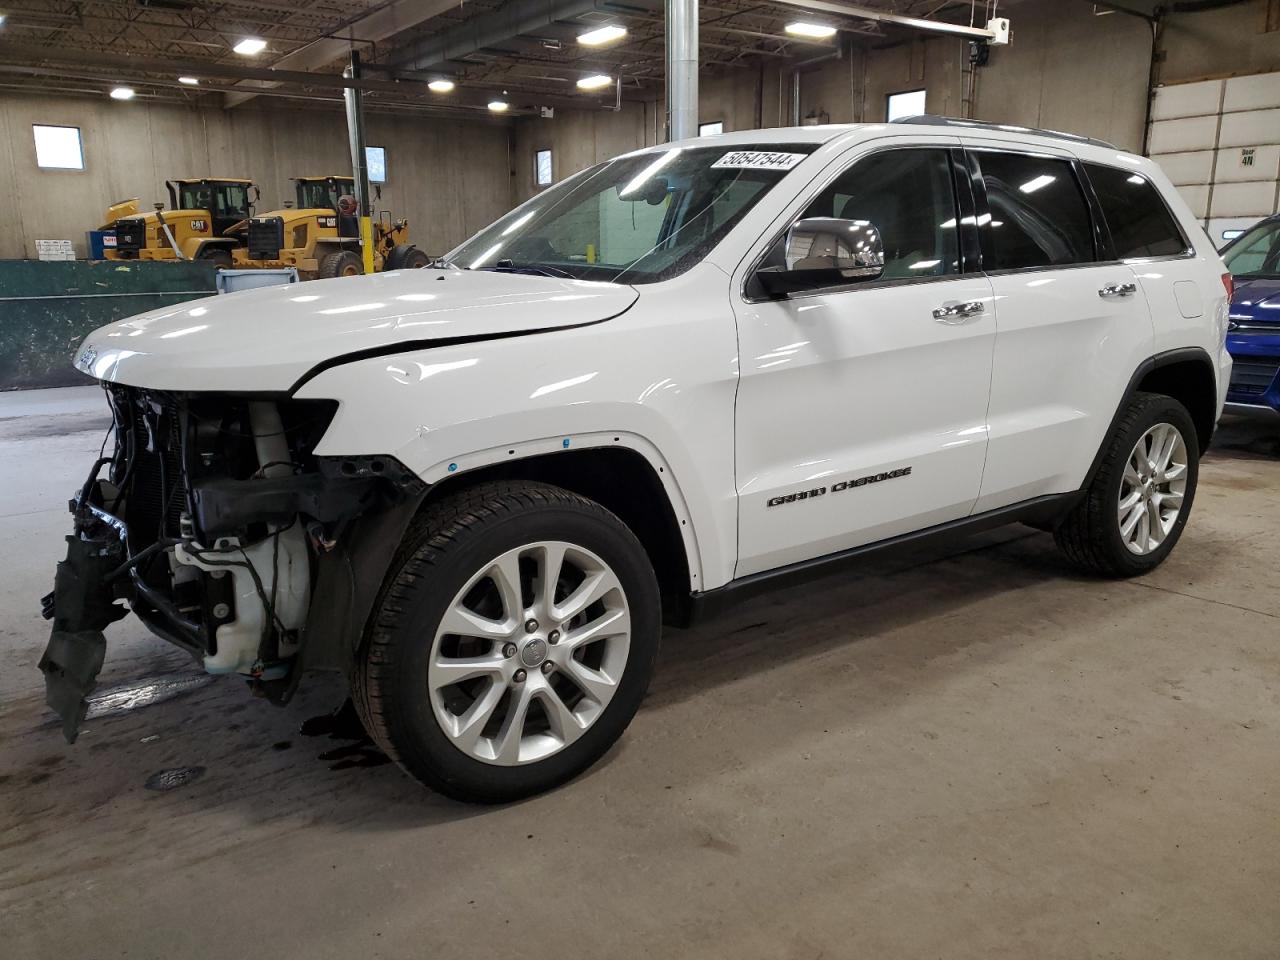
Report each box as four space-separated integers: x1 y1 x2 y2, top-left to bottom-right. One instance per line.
1232 276 1280 325
75 269 638 393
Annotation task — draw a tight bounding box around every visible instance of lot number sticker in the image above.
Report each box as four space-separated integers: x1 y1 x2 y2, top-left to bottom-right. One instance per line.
711 151 806 171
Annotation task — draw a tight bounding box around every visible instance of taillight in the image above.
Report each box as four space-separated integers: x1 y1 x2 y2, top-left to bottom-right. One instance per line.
1222 272 1234 301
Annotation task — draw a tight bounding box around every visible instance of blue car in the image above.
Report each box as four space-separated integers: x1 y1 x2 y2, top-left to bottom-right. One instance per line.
1222 214 1280 415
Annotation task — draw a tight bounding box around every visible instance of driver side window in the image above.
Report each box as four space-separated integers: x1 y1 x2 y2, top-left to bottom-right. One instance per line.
799 148 961 280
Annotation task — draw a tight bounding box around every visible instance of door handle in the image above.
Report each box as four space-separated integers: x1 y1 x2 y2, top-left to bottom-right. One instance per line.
932 300 985 323
1098 281 1138 299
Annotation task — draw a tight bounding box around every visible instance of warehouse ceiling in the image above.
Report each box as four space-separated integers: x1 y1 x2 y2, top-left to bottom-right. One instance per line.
0 0 985 117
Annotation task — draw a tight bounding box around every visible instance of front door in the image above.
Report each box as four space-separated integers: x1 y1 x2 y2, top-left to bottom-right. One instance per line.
733 145 996 578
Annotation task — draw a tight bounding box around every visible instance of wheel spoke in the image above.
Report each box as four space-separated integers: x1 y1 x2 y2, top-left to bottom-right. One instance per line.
1146 496 1164 542
554 568 617 622
489 552 525 622
492 681 535 764
1119 500 1144 540
430 654 506 690
1123 460 1143 487
1158 490 1184 510
446 680 506 753
538 686 587 746
439 603 511 640
1118 487 1143 513
1162 462 1187 483
563 658 619 705
537 542 567 616
562 606 630 652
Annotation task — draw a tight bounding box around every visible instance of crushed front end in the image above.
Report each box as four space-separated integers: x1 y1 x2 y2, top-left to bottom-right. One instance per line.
40 385 421 742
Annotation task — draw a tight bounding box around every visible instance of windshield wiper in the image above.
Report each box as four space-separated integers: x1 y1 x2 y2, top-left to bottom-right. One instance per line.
481 259 577 279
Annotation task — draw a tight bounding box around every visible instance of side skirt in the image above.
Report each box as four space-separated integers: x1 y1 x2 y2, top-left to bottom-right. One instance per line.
681 491 1080 627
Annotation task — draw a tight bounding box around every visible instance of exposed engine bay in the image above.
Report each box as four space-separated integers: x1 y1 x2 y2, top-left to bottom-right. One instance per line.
39 385 422 742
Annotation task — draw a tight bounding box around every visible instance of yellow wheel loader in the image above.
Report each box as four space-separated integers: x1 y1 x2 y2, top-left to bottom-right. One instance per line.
102 179 257 265
231 175 430 278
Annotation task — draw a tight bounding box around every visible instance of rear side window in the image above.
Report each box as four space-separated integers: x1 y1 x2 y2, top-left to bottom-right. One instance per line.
1085 163 1188 259
975 151 1095 270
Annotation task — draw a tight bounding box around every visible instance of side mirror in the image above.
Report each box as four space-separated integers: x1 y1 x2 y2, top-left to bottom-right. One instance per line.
756 217 884 296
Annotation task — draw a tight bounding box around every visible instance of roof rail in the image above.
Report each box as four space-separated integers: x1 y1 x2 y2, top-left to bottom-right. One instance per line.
891 114 1117 150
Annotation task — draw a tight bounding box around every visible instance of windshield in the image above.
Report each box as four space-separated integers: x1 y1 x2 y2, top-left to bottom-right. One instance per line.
1224 220 1280 279
296 180 350 210
178 183 248 219
451 144 817 283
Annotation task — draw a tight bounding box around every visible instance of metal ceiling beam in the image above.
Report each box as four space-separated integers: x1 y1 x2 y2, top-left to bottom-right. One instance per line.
223 0 462 108
384 0 658 72
768 0 1000 40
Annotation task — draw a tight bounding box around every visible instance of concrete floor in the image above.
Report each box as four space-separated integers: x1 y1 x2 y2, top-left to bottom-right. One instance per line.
2 386 1278 959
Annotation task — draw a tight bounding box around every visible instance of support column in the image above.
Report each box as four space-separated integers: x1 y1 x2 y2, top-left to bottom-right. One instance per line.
665 0 698 141
343 51 375 275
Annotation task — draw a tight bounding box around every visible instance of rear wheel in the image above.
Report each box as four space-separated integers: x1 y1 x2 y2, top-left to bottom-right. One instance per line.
1054 391 1199 577
355 482 660 803
388 244 430 270
318 250 362 278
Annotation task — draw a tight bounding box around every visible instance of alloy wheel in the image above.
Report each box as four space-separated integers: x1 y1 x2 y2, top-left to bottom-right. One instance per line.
427 541 631 766
1117 422 1188 555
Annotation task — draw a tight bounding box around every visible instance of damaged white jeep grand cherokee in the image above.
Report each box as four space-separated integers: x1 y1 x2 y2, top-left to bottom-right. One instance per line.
44 118 1231 802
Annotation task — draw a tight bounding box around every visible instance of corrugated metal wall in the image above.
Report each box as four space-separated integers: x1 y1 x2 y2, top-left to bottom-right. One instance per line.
1149 71 1280 246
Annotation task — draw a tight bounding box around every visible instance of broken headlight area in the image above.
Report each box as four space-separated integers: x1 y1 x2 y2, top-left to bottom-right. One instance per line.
40 384 421 742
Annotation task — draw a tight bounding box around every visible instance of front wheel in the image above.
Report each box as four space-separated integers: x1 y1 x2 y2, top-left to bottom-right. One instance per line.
355 482 660 803
1054 391 1199 577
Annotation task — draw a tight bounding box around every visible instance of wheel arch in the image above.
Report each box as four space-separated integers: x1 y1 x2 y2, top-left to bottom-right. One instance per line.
418 437 701 625
1135 347 1218 455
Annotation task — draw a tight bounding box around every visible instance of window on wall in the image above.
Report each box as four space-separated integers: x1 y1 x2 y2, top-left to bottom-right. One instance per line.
535 149 553 187
365 146 387 184
885 89 926 122
699 120 724 136
33 125 84 170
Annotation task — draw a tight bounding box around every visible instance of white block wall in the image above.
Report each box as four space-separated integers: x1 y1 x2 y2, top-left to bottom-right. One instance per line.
1148 71 1280 246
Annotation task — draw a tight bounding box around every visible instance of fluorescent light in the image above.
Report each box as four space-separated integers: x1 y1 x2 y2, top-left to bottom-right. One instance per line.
233 37 267 55
109 87 135 100
487 100 509 112
427 78 455 93
578 24 627 46
0 14 7 27
576 74 613 90
1019 174 1056 194
178 76 199 86
785 22 837 38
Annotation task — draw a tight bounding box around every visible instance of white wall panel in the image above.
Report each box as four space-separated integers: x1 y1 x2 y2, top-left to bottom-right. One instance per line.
1213 144 1280 182
1175 183 1212 218
1208 180 1279 218
1223 72 1280 113
1218 109 1280 148
1151 150 1215 185
1149 79 1223 120
1148 114 1220 154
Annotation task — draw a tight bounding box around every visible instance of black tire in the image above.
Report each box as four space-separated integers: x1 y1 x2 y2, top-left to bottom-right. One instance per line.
198 247 232 268
1054 391 1199 577
354 481 661 803
388 244 430 270
318 250 363 278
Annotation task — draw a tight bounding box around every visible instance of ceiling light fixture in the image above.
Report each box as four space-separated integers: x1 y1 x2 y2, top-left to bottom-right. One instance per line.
109 86 136 100
577 24 627 46
233 37 267 55
784 22 837 38
488 100 509 112
427 78 455 93
178 76 199 85
576 74 613 91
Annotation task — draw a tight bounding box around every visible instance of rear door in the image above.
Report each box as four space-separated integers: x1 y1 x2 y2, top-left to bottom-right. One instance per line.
968 145 1156 512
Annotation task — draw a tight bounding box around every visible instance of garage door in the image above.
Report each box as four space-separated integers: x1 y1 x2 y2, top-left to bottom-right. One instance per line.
1148 71 1280 248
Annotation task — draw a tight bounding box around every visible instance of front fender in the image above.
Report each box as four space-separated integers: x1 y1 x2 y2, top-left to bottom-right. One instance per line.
292 272 740 589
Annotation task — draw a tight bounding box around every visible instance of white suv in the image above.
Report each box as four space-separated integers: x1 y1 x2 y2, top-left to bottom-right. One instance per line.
44 118 1231 802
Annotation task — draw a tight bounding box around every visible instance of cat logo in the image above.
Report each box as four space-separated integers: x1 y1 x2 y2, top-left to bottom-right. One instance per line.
191 219 208 232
